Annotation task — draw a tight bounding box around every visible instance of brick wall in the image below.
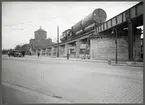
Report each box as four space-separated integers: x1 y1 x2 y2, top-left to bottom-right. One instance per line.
90 35 129 61
133 34 141 61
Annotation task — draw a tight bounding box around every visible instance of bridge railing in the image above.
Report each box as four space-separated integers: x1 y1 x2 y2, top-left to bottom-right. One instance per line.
96 1 143 34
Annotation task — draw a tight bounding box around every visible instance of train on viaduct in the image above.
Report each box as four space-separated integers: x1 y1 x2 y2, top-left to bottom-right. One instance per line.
33 1 143 62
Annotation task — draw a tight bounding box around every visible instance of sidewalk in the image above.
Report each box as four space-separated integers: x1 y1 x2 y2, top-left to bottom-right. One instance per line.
5 54 143 67
32 55 143 67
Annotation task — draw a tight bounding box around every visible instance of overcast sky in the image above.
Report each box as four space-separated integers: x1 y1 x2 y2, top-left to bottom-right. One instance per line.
2 1 140 49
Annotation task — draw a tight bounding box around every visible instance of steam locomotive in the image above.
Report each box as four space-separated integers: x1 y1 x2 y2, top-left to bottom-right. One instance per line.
60 8 107 42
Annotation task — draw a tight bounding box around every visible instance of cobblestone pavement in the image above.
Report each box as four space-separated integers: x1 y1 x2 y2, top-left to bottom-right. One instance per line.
2 55 143 103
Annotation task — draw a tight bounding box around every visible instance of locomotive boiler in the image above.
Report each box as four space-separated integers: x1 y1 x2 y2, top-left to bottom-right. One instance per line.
60 29 73 42
60 8 107 42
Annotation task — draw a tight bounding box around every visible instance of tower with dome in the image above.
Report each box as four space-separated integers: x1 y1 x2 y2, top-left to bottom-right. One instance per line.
29 27 55 51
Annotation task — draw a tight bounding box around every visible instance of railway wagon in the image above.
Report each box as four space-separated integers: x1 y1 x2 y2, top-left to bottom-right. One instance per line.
60 8 107 42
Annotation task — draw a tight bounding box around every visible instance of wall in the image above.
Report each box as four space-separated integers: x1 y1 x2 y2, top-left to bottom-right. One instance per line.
90 30 142 61
90 35 129 61
35 31 47 40
133 34 141 61
29 39 53 49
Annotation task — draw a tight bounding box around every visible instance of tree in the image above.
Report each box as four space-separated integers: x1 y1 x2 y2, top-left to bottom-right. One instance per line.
21 44 31 51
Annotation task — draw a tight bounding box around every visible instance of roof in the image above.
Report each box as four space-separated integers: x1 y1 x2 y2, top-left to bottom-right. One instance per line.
35 27 47 33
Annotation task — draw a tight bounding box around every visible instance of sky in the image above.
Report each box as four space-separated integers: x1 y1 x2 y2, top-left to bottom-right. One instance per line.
2 1 140 49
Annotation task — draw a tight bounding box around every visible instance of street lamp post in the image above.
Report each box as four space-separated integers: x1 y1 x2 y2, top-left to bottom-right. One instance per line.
112 28 118 64
57 26 59 57
67 35 69 60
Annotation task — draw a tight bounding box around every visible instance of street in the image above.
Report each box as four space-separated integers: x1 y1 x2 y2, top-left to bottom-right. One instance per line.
2 55 143 103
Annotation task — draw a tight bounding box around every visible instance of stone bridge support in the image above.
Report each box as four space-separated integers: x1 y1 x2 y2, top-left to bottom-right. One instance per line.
75 40 83 58
45 48 48 56
40 49 43 55
68 42 76 58
51 47 55 57
128 20 142 61
90 33 129 61
64 43 68 57
59 45 65 57
128 20 134 61
133 28 142 61
90 26 142 61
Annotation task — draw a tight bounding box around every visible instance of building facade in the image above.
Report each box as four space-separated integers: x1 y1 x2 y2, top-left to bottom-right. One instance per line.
29 27 55 54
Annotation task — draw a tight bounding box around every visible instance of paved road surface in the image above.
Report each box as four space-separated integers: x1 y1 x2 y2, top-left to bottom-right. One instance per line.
2 55 143 103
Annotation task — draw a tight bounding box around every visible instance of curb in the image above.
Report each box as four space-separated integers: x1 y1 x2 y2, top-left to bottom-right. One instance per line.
48 57 143 67
4 55 143 67
111 64 143 67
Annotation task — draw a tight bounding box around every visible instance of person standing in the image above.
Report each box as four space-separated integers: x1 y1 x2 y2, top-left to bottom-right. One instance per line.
37 50 40 58
67 53 69 60
22 51 25 57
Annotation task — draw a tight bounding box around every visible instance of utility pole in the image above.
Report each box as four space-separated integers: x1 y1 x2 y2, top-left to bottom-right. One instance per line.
112 28 118 64
57 26 59 57
67 35 69 60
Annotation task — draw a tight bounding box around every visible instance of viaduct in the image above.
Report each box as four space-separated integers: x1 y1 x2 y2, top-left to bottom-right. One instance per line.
35 2 143 62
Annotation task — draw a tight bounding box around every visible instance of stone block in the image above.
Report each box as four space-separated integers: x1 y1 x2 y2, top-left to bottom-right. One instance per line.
90 35 128 61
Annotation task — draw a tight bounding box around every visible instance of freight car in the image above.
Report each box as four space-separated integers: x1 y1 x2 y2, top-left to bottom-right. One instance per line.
60 8 107 42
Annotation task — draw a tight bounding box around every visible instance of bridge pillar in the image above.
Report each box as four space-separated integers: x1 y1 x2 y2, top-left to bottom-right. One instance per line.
75 40 82 58
40 49 43 55
90 33 129 61
35 49 37 55
51 47 54 57
128 20 135 61
48 48 51 56
133 28 142 61
69 43 76 58
64 44 71 56
45 48 48 56
59 45 65 57
64 44 67 56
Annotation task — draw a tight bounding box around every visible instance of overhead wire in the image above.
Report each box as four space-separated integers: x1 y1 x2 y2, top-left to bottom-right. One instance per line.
3 7 75 27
